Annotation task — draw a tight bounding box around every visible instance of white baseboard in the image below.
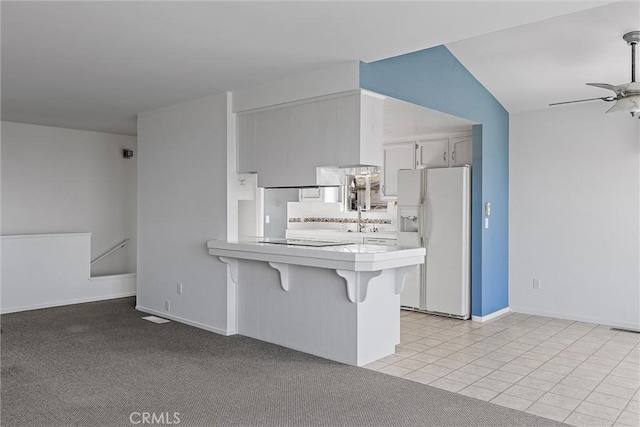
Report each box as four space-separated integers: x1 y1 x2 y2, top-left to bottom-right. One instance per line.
510 306 640 330
135 305 235 336
1 292 136 314
472 307 510 323
89 273 136 282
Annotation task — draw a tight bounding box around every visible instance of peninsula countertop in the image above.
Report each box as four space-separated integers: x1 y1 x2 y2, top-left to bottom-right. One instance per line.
207 238 425 271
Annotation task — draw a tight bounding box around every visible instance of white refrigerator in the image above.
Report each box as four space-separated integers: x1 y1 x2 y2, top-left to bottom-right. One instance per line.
397 166 471 319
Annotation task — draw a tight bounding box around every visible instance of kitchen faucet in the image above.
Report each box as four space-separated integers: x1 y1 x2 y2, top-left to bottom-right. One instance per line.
357 207 366 232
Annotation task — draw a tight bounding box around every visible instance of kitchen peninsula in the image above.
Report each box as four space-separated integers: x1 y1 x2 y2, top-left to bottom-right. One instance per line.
207 238 425 366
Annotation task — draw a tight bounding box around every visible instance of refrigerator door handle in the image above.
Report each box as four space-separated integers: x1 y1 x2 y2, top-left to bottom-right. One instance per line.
417 203 422 238
419 204 428 240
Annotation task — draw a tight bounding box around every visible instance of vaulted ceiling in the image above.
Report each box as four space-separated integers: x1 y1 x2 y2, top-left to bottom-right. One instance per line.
447 1 639 114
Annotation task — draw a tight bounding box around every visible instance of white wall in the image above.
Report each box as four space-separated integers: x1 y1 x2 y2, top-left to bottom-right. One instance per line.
232 61 360 113
1 122 137 276
510 102 640 329
137 93 230 334
1 233 135 313
237 175 264 239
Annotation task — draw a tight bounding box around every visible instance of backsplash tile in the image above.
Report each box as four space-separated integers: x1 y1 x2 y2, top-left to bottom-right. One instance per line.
287 201 397 232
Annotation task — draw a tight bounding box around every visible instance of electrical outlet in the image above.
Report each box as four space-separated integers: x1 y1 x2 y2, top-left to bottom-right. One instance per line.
177 282 183 294
533 278 541 290
165 300 170 311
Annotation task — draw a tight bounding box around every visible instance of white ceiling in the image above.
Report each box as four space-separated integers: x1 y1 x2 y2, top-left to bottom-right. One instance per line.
0 1 619 136
447 1 640 114
384 96 475 139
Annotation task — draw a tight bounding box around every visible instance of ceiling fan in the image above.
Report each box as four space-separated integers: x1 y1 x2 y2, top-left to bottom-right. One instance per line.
550 31 640 118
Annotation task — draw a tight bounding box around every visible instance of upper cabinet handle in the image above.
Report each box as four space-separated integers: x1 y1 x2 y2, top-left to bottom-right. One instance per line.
452 151 456 161
443 152 447 162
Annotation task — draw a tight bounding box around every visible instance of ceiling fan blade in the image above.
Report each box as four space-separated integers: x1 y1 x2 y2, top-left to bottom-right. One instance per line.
586 83 624 94
549 96 615 106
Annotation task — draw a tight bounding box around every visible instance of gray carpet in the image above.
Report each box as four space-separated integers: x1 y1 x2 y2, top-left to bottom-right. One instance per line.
1 297 566 427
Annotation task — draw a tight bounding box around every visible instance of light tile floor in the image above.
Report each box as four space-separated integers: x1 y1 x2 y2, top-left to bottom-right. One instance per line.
364 310 640 427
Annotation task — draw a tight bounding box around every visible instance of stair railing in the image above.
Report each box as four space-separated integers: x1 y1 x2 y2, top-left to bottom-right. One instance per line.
91 239 130 266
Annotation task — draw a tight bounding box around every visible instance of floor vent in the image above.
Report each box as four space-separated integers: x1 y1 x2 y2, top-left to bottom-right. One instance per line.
610 327 640 334
142 315 170 324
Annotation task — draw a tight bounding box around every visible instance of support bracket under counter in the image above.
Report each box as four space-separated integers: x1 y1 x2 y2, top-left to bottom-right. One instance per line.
335 270 382 303
336 265 417 303
268 262 290 292
395 264 419 294
218 256 238 285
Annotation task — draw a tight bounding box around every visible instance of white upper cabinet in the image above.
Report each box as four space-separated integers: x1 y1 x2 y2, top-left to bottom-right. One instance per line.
416 138 450 169
382 142 415 198
237 91 383 188
382 133 473 199
449 135 473 167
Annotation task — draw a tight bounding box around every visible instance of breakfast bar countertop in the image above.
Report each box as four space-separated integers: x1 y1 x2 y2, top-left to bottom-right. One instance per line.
206 237 425 271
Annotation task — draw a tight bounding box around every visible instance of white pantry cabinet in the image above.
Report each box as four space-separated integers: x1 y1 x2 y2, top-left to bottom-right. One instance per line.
237 91 383 188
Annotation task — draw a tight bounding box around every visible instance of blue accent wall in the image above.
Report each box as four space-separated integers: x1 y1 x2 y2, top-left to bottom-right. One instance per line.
360 45 509 317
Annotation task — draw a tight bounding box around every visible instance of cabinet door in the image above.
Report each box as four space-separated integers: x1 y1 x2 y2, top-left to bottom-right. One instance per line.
382 142 415 198
449 135 473 167
416 138 449 169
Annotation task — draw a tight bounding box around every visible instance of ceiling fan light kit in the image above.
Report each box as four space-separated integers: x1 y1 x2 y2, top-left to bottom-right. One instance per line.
606 94 640 114
550 31 640 118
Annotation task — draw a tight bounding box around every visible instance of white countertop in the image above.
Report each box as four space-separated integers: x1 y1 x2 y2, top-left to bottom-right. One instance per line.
207 237 424 271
